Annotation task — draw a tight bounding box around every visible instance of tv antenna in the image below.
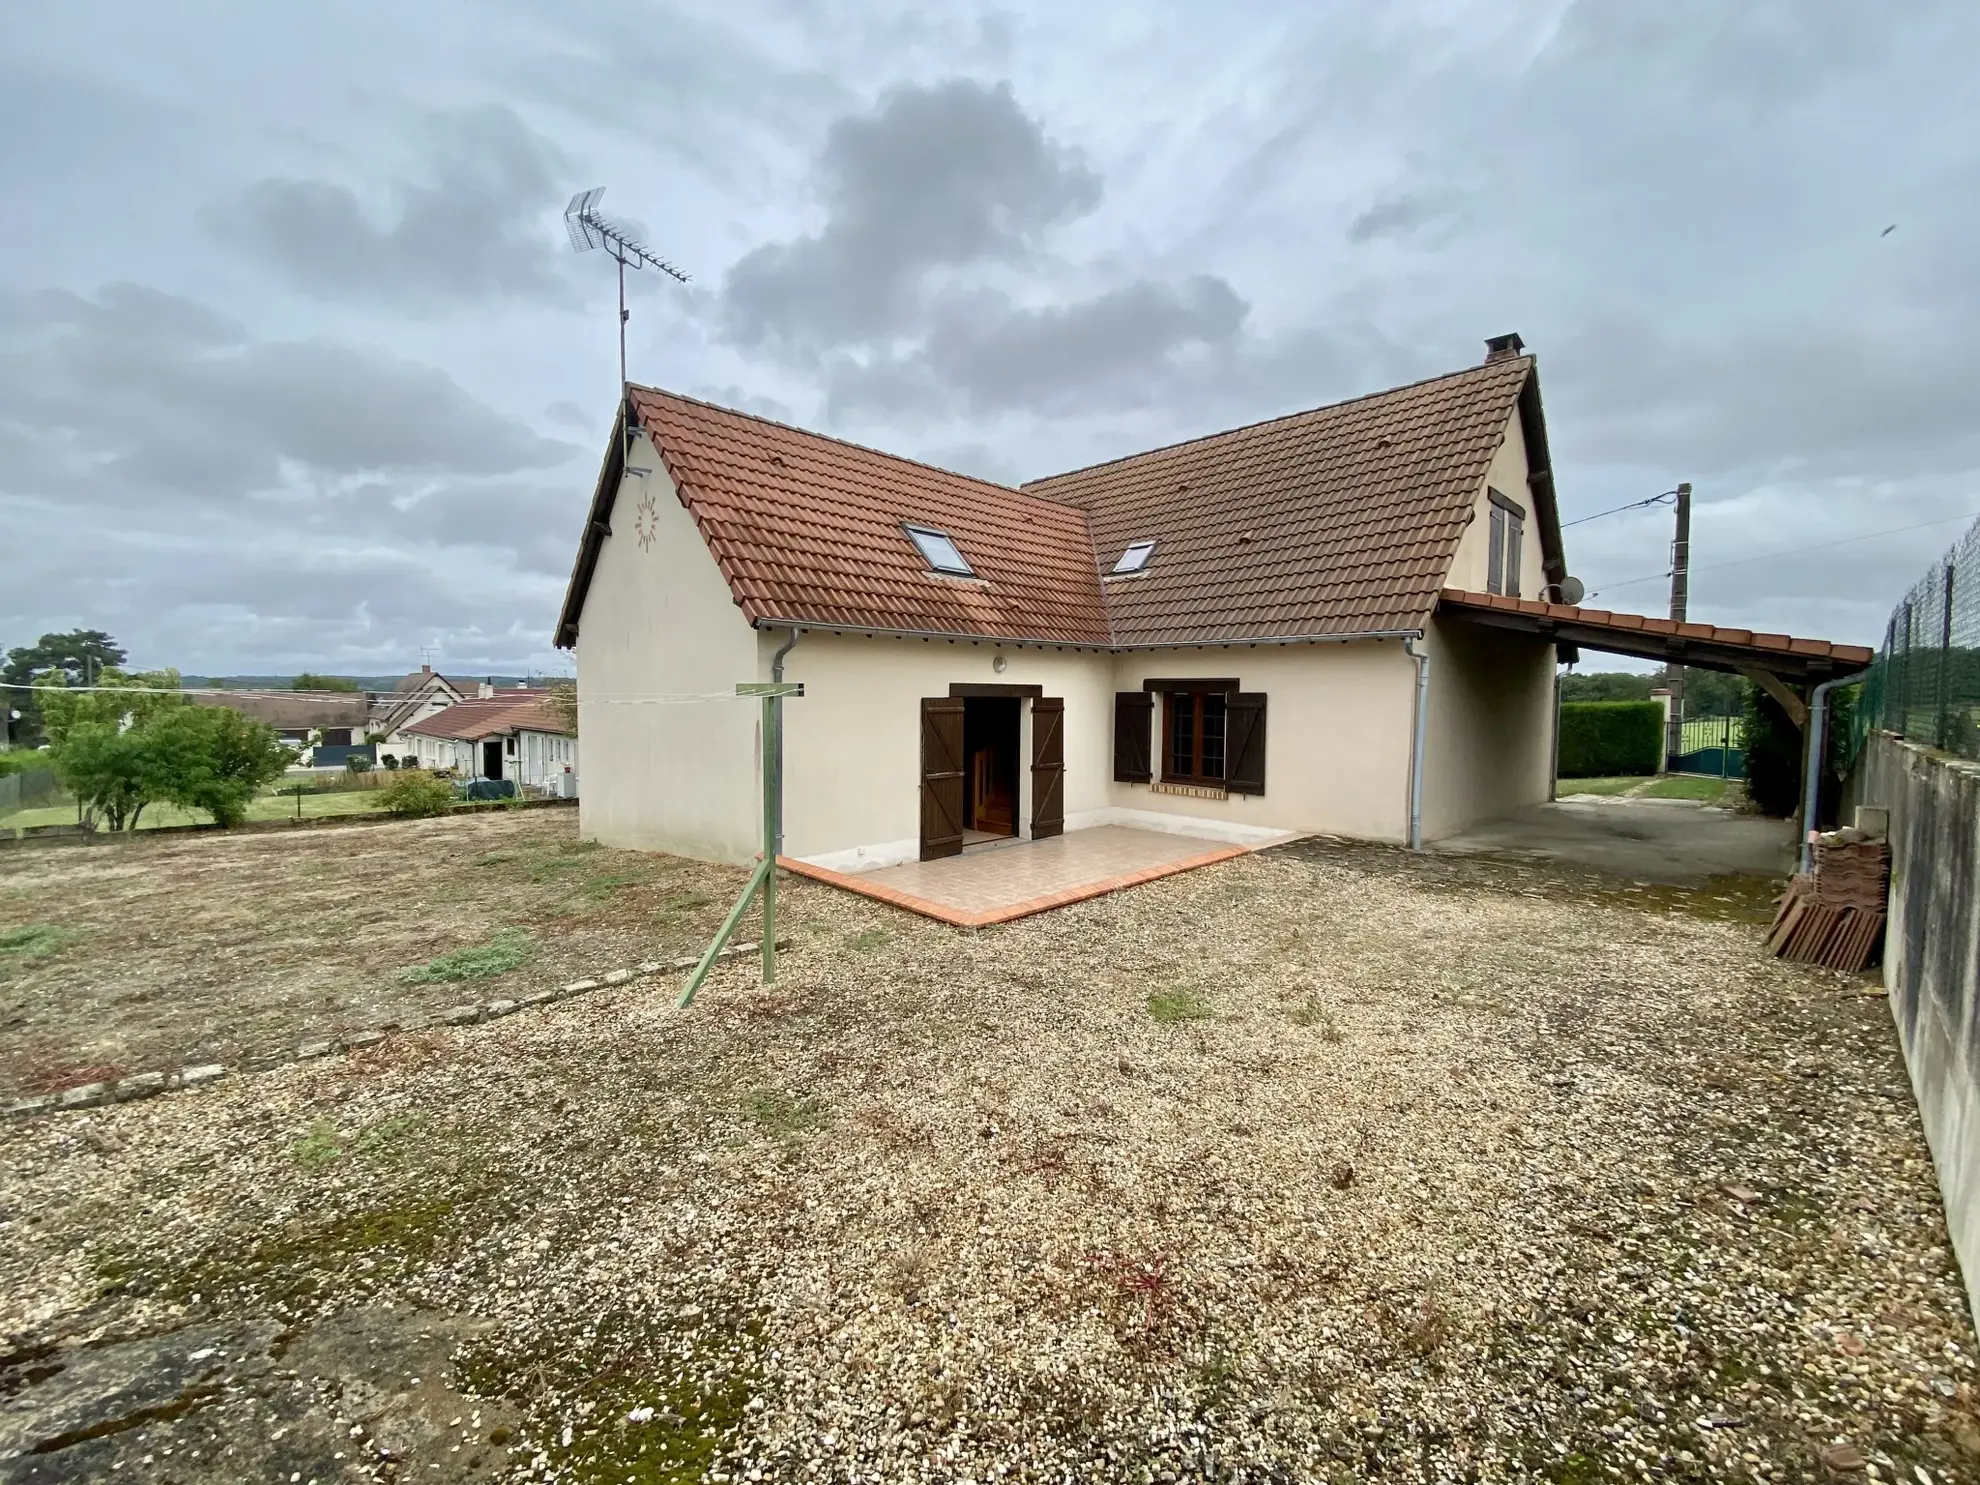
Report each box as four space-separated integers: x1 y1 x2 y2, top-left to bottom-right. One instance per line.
565 187 690 390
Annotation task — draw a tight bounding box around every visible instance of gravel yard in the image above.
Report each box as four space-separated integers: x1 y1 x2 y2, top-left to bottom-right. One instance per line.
1 813 1974 1483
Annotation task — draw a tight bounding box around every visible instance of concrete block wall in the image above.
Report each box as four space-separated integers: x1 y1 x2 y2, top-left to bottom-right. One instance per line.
1846 730 1980 1335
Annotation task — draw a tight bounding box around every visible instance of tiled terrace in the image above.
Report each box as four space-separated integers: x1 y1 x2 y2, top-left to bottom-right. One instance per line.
780 824 1285 927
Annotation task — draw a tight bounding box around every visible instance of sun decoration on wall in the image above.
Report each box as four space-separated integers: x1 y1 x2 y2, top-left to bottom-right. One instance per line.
633 491 660 551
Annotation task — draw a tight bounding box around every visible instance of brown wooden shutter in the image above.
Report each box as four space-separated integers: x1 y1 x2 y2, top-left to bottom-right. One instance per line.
919 697 965 860
1030 696 1065 838
1226 692 1266 795
1113 691 1152 782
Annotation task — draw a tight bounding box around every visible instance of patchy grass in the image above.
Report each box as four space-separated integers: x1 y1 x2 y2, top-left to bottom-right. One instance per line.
845 928 892 952
1553 776 1646 796
1641 774 1732 803
0 923 76 962
1289 998 1344 1041
1147 988 1213 1024
396 930 535 985
744 1088 829 1136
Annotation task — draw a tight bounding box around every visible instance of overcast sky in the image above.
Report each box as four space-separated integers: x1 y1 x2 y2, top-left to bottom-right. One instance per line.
4 0 1976 676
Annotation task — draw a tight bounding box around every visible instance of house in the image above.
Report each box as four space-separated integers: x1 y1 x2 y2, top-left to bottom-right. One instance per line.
193 690 373 768
401 692 577 793
369 667 508 765
553 334 1849 870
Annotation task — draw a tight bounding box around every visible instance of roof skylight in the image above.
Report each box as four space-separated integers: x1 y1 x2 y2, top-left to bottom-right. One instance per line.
1111 539 1157 575
904 524 975 576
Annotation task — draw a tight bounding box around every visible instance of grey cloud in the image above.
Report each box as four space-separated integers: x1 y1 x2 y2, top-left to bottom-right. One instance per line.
1346 191 1466 245
204 107 576 311
721 79 1101 350
543 400 592 429
0 283 576 505
827 275 1248 419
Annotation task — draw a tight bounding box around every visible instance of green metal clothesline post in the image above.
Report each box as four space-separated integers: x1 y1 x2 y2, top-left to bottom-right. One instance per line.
677 681 802 1008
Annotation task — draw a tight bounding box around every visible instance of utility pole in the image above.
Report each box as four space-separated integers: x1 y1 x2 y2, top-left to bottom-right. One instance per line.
1665 481 1692 768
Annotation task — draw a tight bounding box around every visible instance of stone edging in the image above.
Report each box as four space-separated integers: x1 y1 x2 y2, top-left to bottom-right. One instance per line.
2 939 784 1122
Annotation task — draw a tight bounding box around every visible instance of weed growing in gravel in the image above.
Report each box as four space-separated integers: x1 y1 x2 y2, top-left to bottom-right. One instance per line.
660 891 713 918
1289 999 1344 1040
745 1088 828 1136
846 928 891 951
0 923 75 961
398 930 534 984
579 871 649 900
289 1110 432 1168
292 1119 343 1168
1148 988 1213 1024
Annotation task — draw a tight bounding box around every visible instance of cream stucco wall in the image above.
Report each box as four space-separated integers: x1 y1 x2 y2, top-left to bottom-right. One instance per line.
574 435 763 864
777 633 1114 869
1417 615 1557 841
1447 409 1548 598
1106 642 1419 843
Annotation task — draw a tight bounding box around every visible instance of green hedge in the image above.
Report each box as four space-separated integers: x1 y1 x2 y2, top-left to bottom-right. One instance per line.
1558 700 1663 778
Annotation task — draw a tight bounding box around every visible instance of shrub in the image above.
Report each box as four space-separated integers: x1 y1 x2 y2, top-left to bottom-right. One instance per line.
1557 700 1663 778
1743 685 1803 818
345 754 371 775
382 754 402 770
377 769 455 818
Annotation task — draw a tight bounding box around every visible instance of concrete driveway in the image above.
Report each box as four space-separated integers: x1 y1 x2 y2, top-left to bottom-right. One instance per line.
1433 797 1795 884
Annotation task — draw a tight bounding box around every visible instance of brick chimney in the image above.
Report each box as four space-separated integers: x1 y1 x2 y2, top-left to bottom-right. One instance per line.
1484 332 1525 363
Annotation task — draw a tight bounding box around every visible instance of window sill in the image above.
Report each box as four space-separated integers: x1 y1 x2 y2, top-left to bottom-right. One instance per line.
1151 780 1227 801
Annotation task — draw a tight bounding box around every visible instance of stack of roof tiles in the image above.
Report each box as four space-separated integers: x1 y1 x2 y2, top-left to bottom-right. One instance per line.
1768 833 1890 972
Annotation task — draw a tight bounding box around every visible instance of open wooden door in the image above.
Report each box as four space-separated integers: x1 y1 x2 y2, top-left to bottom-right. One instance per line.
920 697 965 860
1030 696 1064 839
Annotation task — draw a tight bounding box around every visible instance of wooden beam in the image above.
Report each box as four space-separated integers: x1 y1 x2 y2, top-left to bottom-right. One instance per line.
1740 668 1807 729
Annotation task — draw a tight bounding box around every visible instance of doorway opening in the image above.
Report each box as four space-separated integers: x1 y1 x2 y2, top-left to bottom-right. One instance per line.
481 739 504 780
961 696 1021 845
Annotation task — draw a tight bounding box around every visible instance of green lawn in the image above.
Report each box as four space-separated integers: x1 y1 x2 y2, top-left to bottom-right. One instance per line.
0 787 387 833
1557 774 1730 804
1639 774 1731 803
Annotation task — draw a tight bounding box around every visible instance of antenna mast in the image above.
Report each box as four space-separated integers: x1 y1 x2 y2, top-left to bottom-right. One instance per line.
565 187 690 391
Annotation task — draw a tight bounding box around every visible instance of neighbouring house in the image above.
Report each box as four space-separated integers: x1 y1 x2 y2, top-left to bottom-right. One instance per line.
368 667 511 764
193 690 374 768
401 692 578 793
551 335 1860 870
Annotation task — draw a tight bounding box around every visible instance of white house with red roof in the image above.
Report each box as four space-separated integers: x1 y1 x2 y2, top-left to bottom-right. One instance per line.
401 691 577 794
554 336 1870 870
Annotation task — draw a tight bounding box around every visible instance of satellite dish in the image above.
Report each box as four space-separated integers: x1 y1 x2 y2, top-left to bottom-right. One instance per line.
1548 576 1586 605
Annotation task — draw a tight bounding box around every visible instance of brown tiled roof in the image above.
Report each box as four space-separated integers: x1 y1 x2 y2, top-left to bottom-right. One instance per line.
403 692 569 742
192 691 370 730
1023 357 1537 643
629 387 1111 645
1439 590 1877 674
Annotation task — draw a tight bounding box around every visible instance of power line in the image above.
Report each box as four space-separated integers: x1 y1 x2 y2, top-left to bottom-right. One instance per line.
1561 489 1680 529
1587 508 1980 600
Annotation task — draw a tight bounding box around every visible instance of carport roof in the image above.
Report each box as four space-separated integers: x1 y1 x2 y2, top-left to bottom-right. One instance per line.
1438 589 1876 681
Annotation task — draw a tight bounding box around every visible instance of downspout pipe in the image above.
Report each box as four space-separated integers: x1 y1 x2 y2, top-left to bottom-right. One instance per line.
1404 634 1430 851
768 628 802 861
1797 675 1845 875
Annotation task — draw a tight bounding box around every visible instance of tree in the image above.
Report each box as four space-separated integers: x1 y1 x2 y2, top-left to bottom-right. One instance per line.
544 678 578 736
33 671 293 830
3 629 127 746
143 706 297 826
293 673 359 692
34 669 188 830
